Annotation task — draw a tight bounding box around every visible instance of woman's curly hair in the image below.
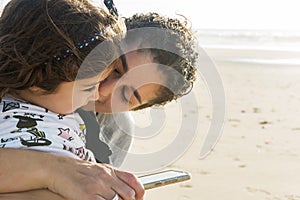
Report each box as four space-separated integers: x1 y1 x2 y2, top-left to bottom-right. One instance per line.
0 0 125 99
124 12 198 109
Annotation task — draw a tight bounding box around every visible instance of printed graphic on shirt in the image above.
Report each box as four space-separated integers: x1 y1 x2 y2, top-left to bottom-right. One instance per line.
76 124 87 143
63 145 91 161
58 128 74 141
57 114 65 120
11 115 52 147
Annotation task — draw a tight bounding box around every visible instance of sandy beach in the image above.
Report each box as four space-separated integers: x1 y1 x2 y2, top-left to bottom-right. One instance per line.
121 47 300 200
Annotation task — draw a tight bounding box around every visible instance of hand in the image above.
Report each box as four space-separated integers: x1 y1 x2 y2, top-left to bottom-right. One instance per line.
46 157 144 200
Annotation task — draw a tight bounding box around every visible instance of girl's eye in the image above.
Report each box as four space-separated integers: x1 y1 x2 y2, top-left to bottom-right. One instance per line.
114 69 120 74
114 67 121 75
83 86 96 92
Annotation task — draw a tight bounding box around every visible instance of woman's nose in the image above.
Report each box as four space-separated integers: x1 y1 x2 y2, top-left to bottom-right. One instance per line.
90 87 100 101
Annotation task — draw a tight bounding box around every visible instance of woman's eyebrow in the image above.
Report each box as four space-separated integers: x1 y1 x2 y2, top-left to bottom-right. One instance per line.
130 86 142 104
120 54 128 72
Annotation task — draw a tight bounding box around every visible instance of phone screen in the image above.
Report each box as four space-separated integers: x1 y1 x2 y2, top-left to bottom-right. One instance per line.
138 170 191 190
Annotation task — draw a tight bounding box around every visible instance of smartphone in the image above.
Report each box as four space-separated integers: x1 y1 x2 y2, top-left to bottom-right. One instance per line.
138 170 191 190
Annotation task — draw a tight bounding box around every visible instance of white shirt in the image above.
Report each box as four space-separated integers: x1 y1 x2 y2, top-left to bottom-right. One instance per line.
0 95 95 162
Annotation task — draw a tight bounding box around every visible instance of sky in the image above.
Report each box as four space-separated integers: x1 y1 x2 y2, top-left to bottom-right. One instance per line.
1 0 300 30
116 0 300 30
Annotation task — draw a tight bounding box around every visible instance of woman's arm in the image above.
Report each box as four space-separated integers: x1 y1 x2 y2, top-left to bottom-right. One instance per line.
0 189 67 200
0 148 52 192
0 148 144 200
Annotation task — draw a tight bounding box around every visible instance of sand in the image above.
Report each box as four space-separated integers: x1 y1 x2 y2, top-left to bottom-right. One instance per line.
122 48 300 200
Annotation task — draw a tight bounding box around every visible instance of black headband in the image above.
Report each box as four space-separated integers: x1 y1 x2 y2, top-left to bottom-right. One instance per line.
104 0 118 16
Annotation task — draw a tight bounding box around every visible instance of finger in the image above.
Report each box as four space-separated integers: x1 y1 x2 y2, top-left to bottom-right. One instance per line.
93 184 118 200
114 170 145 200
95 192 118 200
107 171 136 200
94 196 105 200
111 181 135 200
111 193 120 200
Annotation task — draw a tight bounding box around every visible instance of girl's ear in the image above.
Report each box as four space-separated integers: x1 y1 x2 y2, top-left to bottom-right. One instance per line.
28 86 45 93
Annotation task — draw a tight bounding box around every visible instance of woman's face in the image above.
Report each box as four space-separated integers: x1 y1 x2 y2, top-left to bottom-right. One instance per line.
91 51 165 113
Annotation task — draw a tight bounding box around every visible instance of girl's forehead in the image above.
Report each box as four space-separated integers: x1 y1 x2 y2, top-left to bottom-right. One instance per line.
75 75 101 86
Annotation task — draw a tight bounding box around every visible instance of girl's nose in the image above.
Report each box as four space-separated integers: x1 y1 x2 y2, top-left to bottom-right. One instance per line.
98 76 118 97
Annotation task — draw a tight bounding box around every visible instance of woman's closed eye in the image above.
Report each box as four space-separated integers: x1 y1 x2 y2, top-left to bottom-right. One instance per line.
121 86 130 104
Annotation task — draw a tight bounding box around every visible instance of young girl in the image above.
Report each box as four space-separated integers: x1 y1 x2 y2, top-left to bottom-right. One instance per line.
0 0 125 159
0 0 144 200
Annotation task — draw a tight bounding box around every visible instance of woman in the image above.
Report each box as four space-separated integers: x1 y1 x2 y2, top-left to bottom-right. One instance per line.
88 12 198 167
0 2 198 199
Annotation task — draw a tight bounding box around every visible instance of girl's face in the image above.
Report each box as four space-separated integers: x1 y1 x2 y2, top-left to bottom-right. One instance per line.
90 51 165 113
20 75 101 115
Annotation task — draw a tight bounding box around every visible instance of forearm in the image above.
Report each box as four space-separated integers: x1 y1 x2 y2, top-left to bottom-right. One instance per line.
0 189 67 200
0 148 54 193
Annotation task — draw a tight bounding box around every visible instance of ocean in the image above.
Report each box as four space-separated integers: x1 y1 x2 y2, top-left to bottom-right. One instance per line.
196 29 300 66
